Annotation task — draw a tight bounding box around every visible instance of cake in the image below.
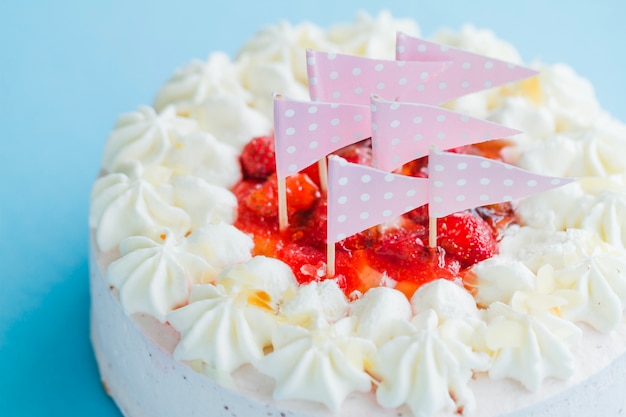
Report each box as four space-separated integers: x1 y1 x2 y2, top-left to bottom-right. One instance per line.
89 11 626 417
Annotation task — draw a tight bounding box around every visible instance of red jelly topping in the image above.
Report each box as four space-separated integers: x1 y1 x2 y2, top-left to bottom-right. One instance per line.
233 137 516 299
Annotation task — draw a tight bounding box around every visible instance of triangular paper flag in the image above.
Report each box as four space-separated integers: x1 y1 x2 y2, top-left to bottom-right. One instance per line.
396 33 538 103
327 155 429 243
307 50 451 105
428 150 576 218
370 95 521 171
273 94 370 179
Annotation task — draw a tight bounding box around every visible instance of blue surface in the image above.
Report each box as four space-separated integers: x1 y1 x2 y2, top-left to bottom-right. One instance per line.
1 1 625 415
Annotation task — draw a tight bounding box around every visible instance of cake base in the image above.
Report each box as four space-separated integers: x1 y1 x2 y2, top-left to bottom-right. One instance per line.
90 240 626 417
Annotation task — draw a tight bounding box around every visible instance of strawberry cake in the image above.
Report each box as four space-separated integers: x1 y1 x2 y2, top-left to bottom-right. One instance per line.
89 11 626 417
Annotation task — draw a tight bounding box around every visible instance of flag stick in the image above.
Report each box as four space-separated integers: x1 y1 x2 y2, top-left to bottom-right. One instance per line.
278 176 288 231
428 216 437 248
326 242 336 277
318 158 328 193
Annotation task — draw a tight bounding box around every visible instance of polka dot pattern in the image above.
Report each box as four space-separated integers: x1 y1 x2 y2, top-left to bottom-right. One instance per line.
395 33 538 105
370 95 521 172
327 156 429 243
428 151 576 218
306 50 451 106
273 94 370 179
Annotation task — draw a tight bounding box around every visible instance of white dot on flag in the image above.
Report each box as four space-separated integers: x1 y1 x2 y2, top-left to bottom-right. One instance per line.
330 71 338 80
330 103 339 109
390 102 400 110
457 179 467 186
485 61 494 69
417 84 425 92
354 87 363 95
462 62 471 70
414 134 423 141
288 164 297 173
392 155 400 164
418 44 427 52
456 195 466 202
287 146 296 154
285 109 295 117
307 56 316 65
337 215 347 223
309 77 317 85
503 179 514 186
440 44 450 52
437 115 446 122
397 45 405 54
439 82 447 90
332 91 341 100
433 196 443 203
460 132 469 140
361 174 372 183
371 104 377 112
385 174 395 182
336 233 346 241
480 194 489 201
308 123 318 132
360 212 370 220
484 80 493 88
434 164 444 172
360 193 370 202
375 63 384 72
391 138 400 146
406 189 416 197
331 118 340 126
391 120 400 128
384 192 393 200
382 209 392 217
353 132 363 140
551 179 562 185
480 160 491 168
413 116 423 124
352 67 361 76
460 115 470 122
420 71 429 80
308 106 318 114
398 77 408 86
503 195 513 202
377 82 385 91
461 81 470 89
437 132 446 140
354 114 363 122
309 141 319 149
371 123 378 131
480 178 490 185
338 196 348 205
331 135 340 143
527 180 538 187
327 52 337 60
434 181 443 188
457 162 468 170
338 177 348 186
338 158 348 167
286 128 295 136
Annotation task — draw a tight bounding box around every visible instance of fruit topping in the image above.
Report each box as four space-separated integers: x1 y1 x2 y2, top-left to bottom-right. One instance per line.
437 212 498 269
240 134 276 180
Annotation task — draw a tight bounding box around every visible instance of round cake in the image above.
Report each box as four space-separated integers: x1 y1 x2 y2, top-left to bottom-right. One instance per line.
89 11 626 417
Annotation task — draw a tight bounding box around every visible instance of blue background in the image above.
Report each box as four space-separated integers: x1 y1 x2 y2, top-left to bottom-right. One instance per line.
1 1 625 415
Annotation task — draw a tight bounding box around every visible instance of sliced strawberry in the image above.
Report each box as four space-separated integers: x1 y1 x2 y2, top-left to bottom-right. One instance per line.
437 212 497 269
335 140 373 166
244 173 320 218
240 134 276 180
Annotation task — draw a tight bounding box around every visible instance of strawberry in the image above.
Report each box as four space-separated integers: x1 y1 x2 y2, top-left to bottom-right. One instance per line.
240 134 276 180
244 173 320 218
437 212 497 268
335 141 373 166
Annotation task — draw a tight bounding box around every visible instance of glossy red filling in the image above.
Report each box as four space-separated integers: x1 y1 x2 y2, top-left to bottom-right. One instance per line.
233 137 516 299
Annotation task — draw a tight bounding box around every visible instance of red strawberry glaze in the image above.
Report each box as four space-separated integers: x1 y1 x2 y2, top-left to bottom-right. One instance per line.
232 139 516 299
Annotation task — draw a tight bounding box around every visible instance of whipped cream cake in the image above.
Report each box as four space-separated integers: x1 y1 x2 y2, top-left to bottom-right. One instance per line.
89 11 626 417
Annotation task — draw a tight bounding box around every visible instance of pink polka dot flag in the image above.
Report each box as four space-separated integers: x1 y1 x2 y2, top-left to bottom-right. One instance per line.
306 50 451 105
396 32 538 103
428 150 576 218
370 95 521 171
273 93 370 180
327 155 429 243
